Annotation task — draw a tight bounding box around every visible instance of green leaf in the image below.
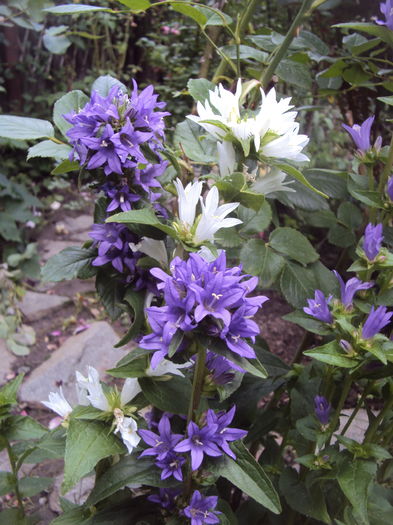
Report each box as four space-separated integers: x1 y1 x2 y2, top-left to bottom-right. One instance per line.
23 428 66 463
62 419 125 493
86 455 172 506
50 507 92 525
219 44 268 63
3 415 47 441
337 458 376 525
91 75 127 97
276 59 312 89
240 239 284 288
274 163 328 198
0 472 14 496
279 468 331 523
334 22 393 47
41 246 97 282
106 208 177 238
269 227 319 266
173 119 217 163
107 347 152 378
19 476 53 497
96 271 123 321
304 169 348 199
53 90 89 137
139 376 191 415
51 160 80 175
0 116 54 140
0 374 24 406
44 4 110 15
210 442 281 514
117 0 151 10
43 26 71 55
377 95 393 106
238 201 272 234
187 78 214 104
114 289 145 347
6 339 30 356
171 2 207 27
27 140 71 161
283 311 330 335
280 261 316 309
304 340 357 368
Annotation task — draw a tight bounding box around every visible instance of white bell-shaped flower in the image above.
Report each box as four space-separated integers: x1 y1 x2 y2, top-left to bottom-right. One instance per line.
42 387 72 419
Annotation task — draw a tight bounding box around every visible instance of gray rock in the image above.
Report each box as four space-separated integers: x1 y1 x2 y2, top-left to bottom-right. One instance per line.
63 215 92 234
0 339 16 386
19 321 125 405
39 240 78 262
338 408 371 443
49 474 95 513
18 291 71 322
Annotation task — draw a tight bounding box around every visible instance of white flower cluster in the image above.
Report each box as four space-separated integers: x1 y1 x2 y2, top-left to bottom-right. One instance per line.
42 360 189 454
174 178 242 246
187 79 309 178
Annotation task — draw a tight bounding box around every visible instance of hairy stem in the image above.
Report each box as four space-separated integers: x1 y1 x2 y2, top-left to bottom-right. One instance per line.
258 0 314 89
363 394 393 444
5 440 25 518
327 372 352 445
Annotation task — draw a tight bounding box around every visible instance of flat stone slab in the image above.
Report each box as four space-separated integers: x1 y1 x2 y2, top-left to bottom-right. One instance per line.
0 339 16 386
18 291 71 322
63 215 92 234
338 408 371 443
39 240 78 262
19 321 124 405
49 474 94 513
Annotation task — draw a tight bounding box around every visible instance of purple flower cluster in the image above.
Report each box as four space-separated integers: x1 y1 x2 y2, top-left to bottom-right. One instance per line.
64 82 169 177
140 252 268 368
174 407 247 471
363 223 383 261
139 415 185 481
184 490 221 525
304 272 374 323
88 222 153 290
376 1 393 30
205 351 241 386
139 407 246 482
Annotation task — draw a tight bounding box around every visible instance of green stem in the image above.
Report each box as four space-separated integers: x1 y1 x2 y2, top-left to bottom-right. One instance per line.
5 440 25 518
213 0 260 82
184 346 207 499
340 381 373 437
327 373 352 445
259 0 314 89
187 346 207 424
363 394 393 444
378 133 393 194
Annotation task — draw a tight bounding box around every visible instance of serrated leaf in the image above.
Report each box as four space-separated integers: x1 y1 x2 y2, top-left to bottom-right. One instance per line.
337 458 376 525
91 75 127 97
27 140 71 161
106 208 177 238
114 289 145 347
53 90 89 137
139 376 191 415
280 261 317 309
276 59 312 89
210 442 281 514
269 227 319 266
238 201 272 234
173 119 217 163
334 22 393 47
44 4 110 15
86 455 173 506
117 0 151 10
96 271 123 321
304 340 357 368
19 476 53 497
0 116 54 140
240 239 284 287
187 78 215 104
62 419 124 493
274 163 328 198
41 246 97 282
